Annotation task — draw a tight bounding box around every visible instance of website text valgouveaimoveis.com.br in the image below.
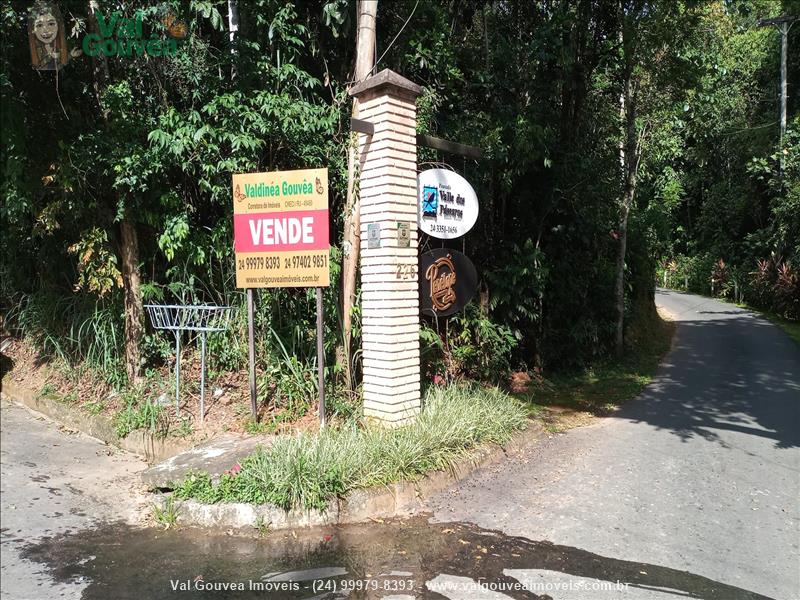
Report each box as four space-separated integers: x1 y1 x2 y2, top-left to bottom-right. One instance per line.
244 274 320 285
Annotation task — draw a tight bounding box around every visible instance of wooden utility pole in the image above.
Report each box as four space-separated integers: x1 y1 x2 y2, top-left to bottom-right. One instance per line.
340 0 377 389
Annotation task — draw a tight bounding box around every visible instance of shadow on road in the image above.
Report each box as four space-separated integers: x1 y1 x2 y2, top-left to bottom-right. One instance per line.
14 516 775 599
625 290 800 450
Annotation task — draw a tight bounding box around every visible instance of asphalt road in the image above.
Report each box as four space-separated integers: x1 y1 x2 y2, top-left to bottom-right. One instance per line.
429 289 800 599
0 399 148 600
1 289 798 600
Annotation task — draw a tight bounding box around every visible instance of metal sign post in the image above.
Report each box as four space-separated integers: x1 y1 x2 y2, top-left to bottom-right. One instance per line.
316 287 325 428
247 288 257 420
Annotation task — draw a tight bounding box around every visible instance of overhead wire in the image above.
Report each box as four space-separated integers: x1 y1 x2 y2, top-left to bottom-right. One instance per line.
373 0 420 72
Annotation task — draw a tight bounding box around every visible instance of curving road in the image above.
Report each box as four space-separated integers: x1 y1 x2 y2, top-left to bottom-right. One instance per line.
429 289 800 599
2 289 798 599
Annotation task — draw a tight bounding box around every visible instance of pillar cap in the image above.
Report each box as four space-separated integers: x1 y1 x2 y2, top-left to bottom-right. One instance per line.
349 68 423 99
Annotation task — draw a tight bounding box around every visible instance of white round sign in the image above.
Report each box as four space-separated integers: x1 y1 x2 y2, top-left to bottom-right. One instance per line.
417 169 479 239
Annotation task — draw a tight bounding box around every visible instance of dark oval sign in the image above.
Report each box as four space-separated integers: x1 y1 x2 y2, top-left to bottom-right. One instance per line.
419 249 478 317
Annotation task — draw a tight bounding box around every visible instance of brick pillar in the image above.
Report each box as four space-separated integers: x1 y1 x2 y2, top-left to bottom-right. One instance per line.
350 69 423 426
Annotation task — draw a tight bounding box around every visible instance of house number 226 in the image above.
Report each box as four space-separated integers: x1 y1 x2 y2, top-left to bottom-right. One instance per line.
396 264 417 280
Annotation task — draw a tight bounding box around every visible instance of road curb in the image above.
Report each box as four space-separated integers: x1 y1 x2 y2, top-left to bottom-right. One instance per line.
1 376 193 464
166 422 545 531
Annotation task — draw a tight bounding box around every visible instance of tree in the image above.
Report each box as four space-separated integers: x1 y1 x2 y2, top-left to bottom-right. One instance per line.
613 0 698 355
614 0 642 356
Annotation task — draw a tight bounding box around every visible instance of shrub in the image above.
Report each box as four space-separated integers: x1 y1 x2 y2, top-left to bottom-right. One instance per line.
423 305 518 383
450 307 518 381
8 292 126 387
656 253 716 295
749 257 776 308
660 252 799 321
711 259 729 297
774 262 800 320
172 384 528 510
719 263 748 304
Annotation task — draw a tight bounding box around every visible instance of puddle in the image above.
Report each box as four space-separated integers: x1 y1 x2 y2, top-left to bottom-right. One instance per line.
17 516 772 599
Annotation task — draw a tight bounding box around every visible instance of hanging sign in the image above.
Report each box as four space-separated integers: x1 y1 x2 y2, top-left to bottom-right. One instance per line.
419 249 478 317
233 168 330 288
418 169 479 239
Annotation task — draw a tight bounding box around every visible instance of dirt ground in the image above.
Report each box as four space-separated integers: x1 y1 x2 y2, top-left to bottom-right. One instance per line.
0 338 319 446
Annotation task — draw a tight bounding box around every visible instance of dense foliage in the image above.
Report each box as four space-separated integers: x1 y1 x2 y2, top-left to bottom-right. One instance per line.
654 1 800 319
1 1 797 412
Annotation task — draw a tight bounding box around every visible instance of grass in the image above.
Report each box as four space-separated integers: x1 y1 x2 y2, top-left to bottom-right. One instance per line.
172 418 193 438
114 391 167 438
761 312 800 345
10 292 127 389
36 382 77 406
519 308 675 429
243 410 295 435
38 382 56 398
83 400 105 415
254 515 271 537
172 384 528 511
243 418 271 434
151 495 179 529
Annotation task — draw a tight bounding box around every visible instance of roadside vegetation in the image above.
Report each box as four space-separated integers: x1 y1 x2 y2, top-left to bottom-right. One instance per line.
760 312 800 345
1 4 795 449
657 254 799 326
519 307 675 431
2 335 333 443
657 252 799 345
151 495 179 530
171 384 528 511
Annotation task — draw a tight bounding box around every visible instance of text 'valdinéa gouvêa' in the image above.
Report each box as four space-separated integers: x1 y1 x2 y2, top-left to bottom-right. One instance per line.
244 179 316 198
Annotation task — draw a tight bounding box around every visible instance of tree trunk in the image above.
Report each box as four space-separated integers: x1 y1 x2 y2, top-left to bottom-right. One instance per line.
613 184 633 356
120 212 144 383
87 1 144 382
339 0 377 389
614 69 639 357
227 0 239 79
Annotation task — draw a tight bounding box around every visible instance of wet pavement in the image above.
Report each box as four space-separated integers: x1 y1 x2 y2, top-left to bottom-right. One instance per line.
13 516 774 599
426 291 800 600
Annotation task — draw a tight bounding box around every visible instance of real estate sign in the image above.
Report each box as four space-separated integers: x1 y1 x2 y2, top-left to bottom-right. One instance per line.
233 168 330 288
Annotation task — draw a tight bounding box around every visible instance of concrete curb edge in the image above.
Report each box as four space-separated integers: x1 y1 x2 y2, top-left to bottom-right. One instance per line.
167 422 546 531
1 376 193 463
